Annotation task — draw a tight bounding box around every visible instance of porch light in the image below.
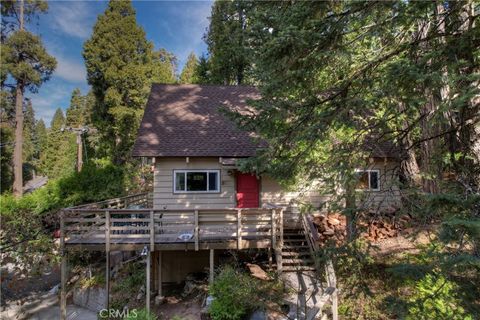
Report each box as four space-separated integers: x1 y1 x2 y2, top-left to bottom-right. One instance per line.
141 245 149 256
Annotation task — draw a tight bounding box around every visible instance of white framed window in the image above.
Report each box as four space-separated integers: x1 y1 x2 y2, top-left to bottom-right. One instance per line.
173 170 220 193
355 169 380 191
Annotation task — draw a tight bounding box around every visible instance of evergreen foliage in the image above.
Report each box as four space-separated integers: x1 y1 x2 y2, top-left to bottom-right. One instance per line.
194 53 211 84
0 126 14 192
40 108 76 177
0 159 127 272
205 0 254 85
151 48 177 84
1 0 55 196
0 30 56 93
65 88 90 127
179 52 199 84
83 0 172 163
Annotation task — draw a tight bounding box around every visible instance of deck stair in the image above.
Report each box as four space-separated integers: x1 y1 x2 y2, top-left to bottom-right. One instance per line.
281 228 316 272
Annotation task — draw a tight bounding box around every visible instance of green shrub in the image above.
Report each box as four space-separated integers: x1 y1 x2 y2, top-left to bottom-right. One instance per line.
78 274 106 289
209 266 263 320
57 159 126 206
407 273 473 320
112 261 145 294
0 159 127 272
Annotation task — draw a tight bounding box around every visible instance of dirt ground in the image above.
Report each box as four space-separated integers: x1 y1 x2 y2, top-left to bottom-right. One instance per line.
153 296 203 320
369 223 438 258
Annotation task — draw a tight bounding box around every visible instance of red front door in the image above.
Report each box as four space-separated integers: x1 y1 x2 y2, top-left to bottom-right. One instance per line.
236 173 259 208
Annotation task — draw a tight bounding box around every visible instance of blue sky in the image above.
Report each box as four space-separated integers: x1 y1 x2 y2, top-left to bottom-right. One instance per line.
26 0 212 126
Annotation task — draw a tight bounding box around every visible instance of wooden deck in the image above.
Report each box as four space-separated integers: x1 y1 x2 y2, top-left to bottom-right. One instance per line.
61 193 283 251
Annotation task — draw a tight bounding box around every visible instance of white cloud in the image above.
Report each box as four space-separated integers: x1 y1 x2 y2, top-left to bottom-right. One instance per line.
27 82 76 126
28 96 63 126
49 1 94 39
55 55 87 83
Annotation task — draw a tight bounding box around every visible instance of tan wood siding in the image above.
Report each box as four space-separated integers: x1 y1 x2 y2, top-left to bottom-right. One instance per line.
154 157 236 209
153 157 401 212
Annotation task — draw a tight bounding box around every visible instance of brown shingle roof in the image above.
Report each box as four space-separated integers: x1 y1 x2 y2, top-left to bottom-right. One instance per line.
132 84 261 157
133 84 401 160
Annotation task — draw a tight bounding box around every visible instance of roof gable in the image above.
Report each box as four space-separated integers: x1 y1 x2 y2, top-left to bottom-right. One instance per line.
132 84 261 157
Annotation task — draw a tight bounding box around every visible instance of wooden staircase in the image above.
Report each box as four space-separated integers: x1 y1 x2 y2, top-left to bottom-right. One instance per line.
280 228 316 272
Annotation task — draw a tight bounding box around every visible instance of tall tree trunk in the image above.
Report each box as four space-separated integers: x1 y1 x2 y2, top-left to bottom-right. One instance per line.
345 178 357 241
417 17 441 194
398 103 421 186
420 92 441 194
13 0 24 197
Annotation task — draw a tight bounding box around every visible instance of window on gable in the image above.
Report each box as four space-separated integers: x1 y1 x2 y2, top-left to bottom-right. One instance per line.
174 170 220 193
356 170 380 191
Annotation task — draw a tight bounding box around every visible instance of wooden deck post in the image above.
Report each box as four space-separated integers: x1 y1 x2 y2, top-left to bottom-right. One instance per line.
279 208 284 248
274 209 283 273
268 247 272 270
271 209 276 249
150 210 155 251
105 210 110 311
209 249 214 284
237 209 242 250
60 210 67 320
194 210 199 251
157 251 162 297
146 249 151 313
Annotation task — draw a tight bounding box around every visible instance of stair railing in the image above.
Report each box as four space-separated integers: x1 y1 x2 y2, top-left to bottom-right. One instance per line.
301 213 338 320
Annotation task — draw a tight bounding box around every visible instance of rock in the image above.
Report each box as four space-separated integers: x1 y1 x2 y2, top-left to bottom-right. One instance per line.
246 263 271 281
155 295 165 305
205 295 215 307
183 281 194 295
249 310 267 320
67 275 79 285
136 285 145 301
49 284 59 295
165 296 181 304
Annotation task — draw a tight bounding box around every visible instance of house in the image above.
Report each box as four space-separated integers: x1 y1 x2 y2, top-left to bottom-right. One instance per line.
59 84 400 319
132 84 401 214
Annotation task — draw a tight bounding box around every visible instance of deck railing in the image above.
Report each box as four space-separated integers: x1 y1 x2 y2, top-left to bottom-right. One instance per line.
62 205 282 251
67 192 152 210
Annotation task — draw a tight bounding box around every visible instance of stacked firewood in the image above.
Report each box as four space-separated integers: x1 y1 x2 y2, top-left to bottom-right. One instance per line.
312 213 347 245
312 207 413 244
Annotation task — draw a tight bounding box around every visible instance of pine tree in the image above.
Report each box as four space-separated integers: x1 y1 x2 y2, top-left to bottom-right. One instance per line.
205 0 253 85
194 54 211 84
41 108 76 178
50 108 65 130
22 100 37 180
151 49 177 84
83 0 158 163
34 118 47 173
65 88 85 127
230 0 479 283
1 0 56 196
0 126 14 193
179 52 198 84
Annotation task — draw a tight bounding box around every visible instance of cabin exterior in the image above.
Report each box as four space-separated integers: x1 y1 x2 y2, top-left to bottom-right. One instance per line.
60 84 399 319
134 84 401 216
